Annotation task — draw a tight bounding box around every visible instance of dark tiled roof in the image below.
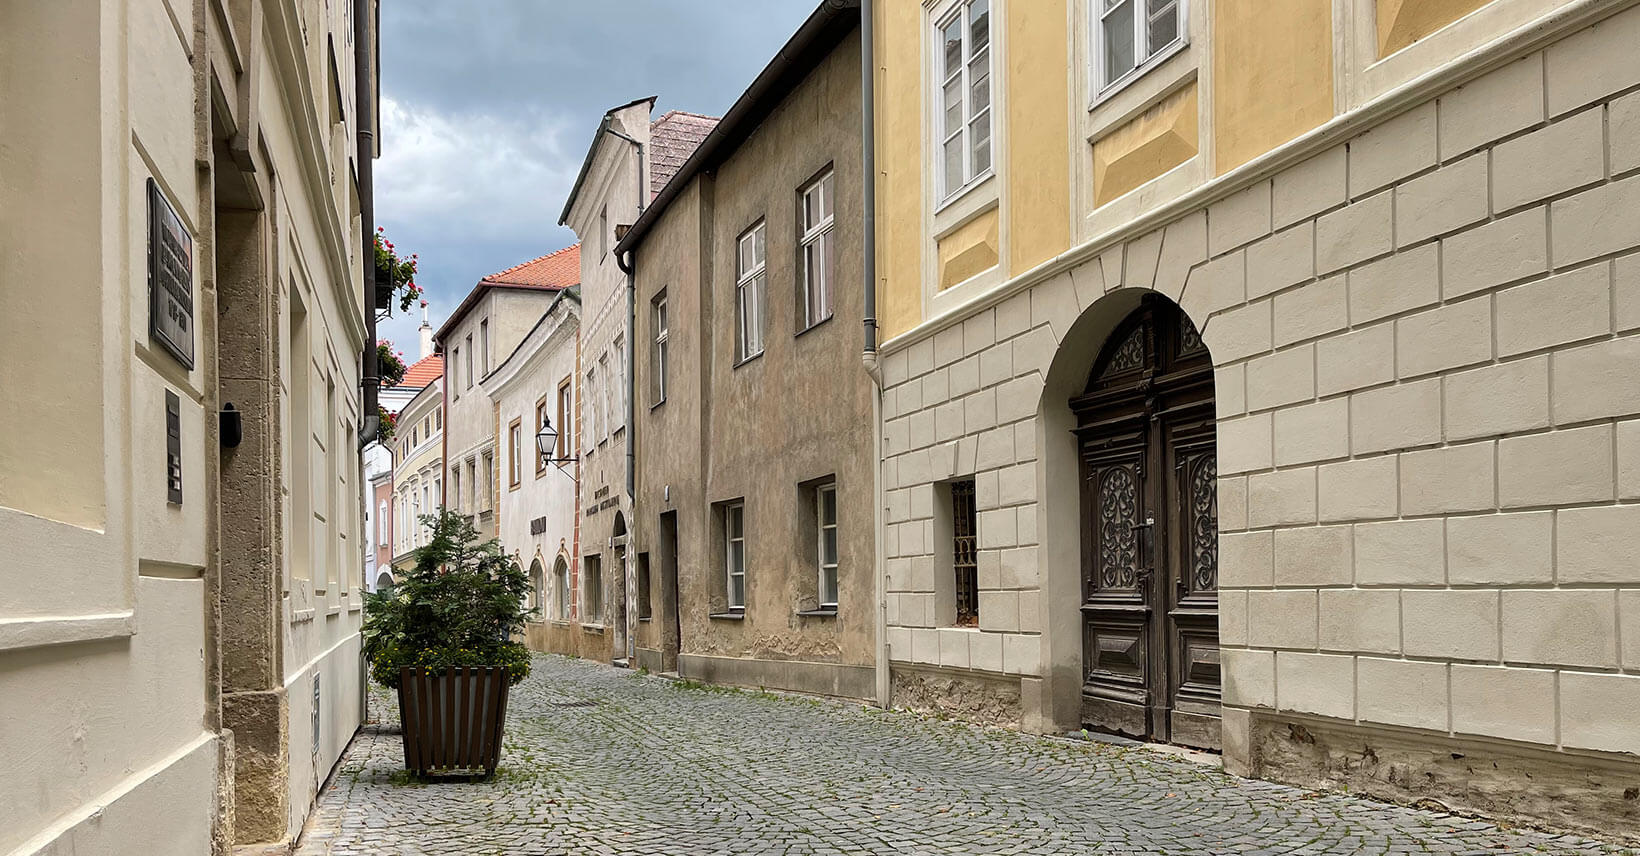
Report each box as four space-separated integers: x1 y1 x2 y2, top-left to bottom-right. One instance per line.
649 111 719 200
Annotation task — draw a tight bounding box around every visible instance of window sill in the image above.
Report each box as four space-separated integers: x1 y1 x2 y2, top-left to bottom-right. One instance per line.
581 623 605 633
794 315 833 340
637 615 652 623
709 610 746 621
795 607 837 619
1089 39 1189 112
732 351 764 370
934 169 996 217
649 398 665 412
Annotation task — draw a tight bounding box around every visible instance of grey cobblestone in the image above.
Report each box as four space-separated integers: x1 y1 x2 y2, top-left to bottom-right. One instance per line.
296 656 1632 855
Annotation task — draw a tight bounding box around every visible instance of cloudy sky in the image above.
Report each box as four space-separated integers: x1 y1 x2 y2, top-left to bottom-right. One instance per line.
375 0 815 358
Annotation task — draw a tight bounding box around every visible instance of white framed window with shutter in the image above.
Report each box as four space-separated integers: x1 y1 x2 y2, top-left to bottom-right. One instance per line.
816 483 838 609
725 502 746 610
935 0 993 201
1093 0 1186 100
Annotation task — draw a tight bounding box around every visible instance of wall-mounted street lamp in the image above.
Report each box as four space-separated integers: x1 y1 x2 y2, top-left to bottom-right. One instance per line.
535 414 577 480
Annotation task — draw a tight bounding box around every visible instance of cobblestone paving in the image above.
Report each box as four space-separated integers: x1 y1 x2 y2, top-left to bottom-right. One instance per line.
296 655 1632 855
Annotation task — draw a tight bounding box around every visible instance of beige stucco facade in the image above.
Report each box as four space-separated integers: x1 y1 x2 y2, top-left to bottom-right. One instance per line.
391 380 444 568
1 0 375 852
873 0 1640 839
626 21 877 697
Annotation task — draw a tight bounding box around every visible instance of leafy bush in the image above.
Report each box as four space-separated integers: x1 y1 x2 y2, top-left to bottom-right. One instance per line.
362 510 535 688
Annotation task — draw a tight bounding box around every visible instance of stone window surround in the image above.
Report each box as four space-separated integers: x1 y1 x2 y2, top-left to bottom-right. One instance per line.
1090 0 1189 105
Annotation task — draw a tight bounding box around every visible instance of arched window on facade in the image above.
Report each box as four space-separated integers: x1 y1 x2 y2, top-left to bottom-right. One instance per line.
552 557 571 621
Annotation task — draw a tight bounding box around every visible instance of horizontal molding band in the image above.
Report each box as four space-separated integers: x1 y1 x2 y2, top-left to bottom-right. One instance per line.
0 611 136 652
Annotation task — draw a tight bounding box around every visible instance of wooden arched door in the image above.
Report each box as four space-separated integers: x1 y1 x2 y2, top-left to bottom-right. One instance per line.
1071 296 1221 749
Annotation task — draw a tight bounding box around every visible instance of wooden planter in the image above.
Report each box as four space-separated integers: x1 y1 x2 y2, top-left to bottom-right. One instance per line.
397 666 511 777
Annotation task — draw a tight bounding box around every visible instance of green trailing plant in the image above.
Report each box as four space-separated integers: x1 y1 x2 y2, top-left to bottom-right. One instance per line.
378 340 407 387
374 227 422 313
362 510 535 689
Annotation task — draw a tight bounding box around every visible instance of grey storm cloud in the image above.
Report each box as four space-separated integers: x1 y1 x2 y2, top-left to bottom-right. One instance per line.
375 0 815 355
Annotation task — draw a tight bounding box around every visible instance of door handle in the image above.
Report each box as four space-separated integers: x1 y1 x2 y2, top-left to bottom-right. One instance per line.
1130 516 1156 582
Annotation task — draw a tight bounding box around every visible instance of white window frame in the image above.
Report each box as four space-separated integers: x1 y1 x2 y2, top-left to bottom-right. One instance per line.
817 483 838 609
1091 0 1188 103
725 502 746 611
935 0 994 201
652 292 668 405
735 222 766 362
598 352 612 443
799 170 835 330
613 334 626 434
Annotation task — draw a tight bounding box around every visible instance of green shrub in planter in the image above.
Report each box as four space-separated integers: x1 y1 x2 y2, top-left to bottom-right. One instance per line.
363 510 535 689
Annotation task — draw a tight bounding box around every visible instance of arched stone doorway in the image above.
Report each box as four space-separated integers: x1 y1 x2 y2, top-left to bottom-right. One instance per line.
1072 294 1220 749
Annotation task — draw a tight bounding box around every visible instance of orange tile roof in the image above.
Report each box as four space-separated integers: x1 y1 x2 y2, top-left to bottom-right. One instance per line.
650 111 719 199
479 243 581 288
397 353 443 389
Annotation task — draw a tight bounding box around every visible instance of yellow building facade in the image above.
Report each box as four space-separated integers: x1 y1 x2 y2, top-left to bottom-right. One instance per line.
874 0 1640 836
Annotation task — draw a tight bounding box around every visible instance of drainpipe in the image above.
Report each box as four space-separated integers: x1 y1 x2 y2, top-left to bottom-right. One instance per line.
610 125 645 664
860 0 890 711
356 0 379 449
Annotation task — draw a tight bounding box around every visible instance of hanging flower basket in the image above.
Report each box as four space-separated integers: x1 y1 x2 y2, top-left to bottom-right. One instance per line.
373 228 422 312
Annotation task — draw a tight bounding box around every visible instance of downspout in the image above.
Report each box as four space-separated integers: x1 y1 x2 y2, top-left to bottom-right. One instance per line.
610 126 644 664
356 0 379 449
861 0 889 711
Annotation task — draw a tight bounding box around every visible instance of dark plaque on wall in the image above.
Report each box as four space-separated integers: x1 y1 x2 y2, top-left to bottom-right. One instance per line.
147 178 194 369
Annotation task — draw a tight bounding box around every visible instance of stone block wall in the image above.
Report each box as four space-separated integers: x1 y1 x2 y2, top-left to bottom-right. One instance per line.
880 3 1640 815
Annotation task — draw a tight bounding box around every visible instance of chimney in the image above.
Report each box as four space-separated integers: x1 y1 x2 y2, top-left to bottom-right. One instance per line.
418 303 434 360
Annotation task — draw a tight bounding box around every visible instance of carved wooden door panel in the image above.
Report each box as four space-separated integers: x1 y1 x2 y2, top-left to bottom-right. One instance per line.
1074 297 1220 749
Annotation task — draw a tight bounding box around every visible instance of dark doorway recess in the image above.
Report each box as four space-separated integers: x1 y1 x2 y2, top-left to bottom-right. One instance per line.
1072 295 1221 750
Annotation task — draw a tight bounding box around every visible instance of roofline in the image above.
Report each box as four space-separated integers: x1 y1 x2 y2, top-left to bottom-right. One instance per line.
615 0 859 256
558 95 658 227
482 287 581 389
434 282 570 344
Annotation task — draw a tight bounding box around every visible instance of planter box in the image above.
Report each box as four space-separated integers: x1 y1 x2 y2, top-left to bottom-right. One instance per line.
397 666 511 777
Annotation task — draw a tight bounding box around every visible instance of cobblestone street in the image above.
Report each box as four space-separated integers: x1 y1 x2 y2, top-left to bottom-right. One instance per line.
292 656 1631 855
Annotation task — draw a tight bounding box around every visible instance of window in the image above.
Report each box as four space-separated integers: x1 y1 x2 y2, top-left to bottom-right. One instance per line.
557 379 573 459
651 292 668 405
464 334 474 389
636 553 652 620
466 458 477 513
951 478 979 625
435 406 442 430
736 222 766 361
612 335 626 434
799 170 835 328
508 419 522 488
586 368 599 450
1095 0 1184 94
937 0 992 198
378 500 388 543
480 451 494 510
724 502 746 610
583 556 603 624
554 558 571 621
599 205 608 259
433 477 442 512
598 352 612 443
450 347 460 398
479 318 490 376
529 561 544 616
451 466 463 514
816 483 839 608
535 397 549 475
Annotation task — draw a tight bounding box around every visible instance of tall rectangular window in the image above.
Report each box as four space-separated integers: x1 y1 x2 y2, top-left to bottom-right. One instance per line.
817 483 839 608
554 559 571 621
508 419 522 488
480 318 490 375
480 451 494 510
613 335 626 434
636 553 652 620
586 367 599 449
651 292 668 405
937 0 992 199
464 334 474 389
598 353 612 443
1096 0 1184 93
951 478 979 626
557 378 573 459
583 556 604 624
451 466 463 514
535 397 549 475
800 170 835 329
450 346 460 398
724 502 746 610
736 222 766 361
599 205 608 259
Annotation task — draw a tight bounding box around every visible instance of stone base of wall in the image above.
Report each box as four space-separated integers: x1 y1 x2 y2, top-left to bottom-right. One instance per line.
524 621 614 663
634 646 668 674
890 662 1022 729
1246 710 1640 844
679 653 875 701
